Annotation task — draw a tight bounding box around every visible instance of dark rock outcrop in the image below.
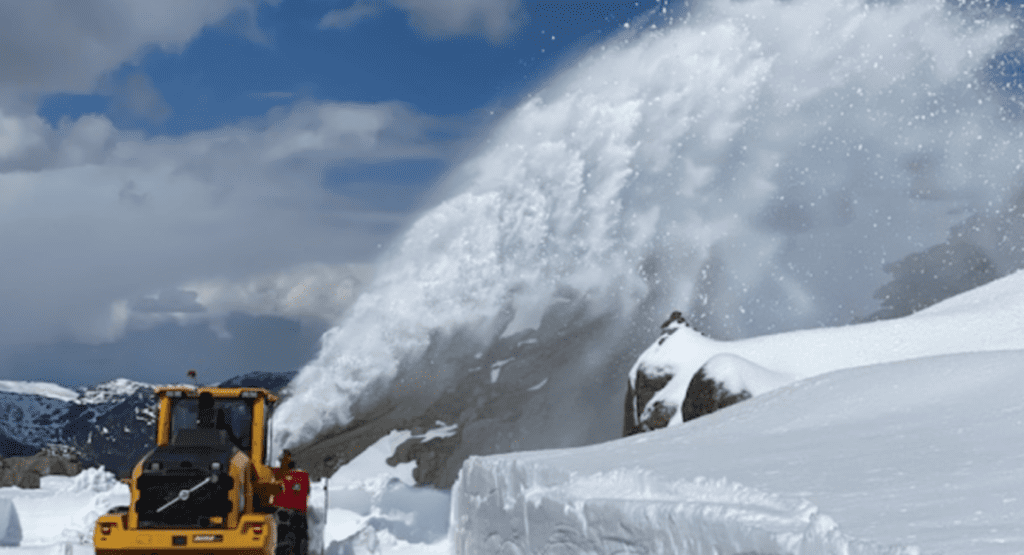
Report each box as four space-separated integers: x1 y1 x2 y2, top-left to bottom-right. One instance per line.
624 368 676 436
681 367 751 422
386 432 461 486
624 311 704 436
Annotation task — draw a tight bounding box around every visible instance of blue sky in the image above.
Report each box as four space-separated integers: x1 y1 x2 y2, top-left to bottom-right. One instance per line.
38 2 665 131
0 0 676 386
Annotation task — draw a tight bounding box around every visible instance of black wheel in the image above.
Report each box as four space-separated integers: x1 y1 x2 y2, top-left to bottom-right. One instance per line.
274 508 308 555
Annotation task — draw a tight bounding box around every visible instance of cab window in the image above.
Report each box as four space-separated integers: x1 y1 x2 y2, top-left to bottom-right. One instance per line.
170 397 253 452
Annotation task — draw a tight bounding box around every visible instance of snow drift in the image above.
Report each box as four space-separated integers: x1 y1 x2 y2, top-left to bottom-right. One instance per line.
455 349 1024 555
0 498 22 547
273 0 1024 469
629 268 1024 430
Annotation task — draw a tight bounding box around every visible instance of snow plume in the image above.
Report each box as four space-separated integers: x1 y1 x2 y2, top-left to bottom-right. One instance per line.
274 0 1024 451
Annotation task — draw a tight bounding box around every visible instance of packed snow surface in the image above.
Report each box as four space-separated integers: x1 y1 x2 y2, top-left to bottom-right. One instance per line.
633 269 1024 427
273 0 1024 455
0 442 451 555
455 349 1024 555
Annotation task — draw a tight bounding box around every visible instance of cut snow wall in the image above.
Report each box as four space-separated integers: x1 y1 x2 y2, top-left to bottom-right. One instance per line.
0 498 22 547
451 457 919 555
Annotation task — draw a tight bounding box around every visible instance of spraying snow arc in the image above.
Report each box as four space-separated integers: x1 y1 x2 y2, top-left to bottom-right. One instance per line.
274 0 1024 478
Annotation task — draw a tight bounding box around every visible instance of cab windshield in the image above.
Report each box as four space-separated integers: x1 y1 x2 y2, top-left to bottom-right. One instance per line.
170 397 253 452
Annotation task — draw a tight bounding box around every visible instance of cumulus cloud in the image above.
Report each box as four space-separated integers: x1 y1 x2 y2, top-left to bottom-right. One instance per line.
0 0 272 96
319 0 524 43
98 262 372 342
0 100 452 347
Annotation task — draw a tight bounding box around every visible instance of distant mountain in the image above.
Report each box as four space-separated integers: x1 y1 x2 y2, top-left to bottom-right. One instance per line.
0 371 296 477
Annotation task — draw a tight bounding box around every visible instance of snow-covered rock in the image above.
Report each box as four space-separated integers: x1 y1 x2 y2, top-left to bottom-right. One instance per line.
0 454 82 489
0 498 22 547
627 269 1024 433
456 349 1024 555
680 353 792 422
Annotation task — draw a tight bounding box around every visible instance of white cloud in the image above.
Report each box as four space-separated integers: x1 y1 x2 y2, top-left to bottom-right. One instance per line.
391 0 524 43
318 0 525 43
318 1 384 31
0 100 451 347
95 263 373 343
0 0 271 96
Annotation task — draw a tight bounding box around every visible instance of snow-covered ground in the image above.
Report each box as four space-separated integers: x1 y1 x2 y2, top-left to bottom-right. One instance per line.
456 349 1024 554
0 469 130 555
451 271 1024 554
631 268 1024 429
4 281 1024 555
0 434 451 555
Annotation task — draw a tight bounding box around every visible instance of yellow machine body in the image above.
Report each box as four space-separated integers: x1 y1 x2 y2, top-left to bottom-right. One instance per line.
94 386 308 555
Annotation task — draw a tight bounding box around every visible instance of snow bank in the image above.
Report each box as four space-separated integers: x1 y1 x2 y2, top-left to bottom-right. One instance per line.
303 432 451 555
0 498 23 547
632 269 1024 428
457 350 1024 554
454 464 913 555
0 468 129 548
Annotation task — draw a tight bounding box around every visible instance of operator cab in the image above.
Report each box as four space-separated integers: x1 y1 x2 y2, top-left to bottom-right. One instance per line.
170 392 253 453
155 387 276 465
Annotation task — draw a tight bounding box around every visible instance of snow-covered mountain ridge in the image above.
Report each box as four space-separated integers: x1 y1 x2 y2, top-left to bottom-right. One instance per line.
0 382 79 403
627 268 1024 433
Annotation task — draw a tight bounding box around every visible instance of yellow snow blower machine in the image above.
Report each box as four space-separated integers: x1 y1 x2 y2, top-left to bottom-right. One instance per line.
94 386 310 555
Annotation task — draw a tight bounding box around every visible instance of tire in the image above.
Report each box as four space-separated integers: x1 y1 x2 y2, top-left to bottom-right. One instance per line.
274 508 308 555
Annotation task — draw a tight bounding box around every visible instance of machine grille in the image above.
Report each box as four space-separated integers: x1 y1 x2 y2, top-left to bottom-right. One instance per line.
136 473 235 528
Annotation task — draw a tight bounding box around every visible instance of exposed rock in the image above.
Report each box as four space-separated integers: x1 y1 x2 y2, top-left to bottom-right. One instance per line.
386 432 461 486
624 368 677 435
292 298 632 488
0 448 82 488
681 367 752 422
624 311 704 436
682 354 792 421
641 400 677 431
